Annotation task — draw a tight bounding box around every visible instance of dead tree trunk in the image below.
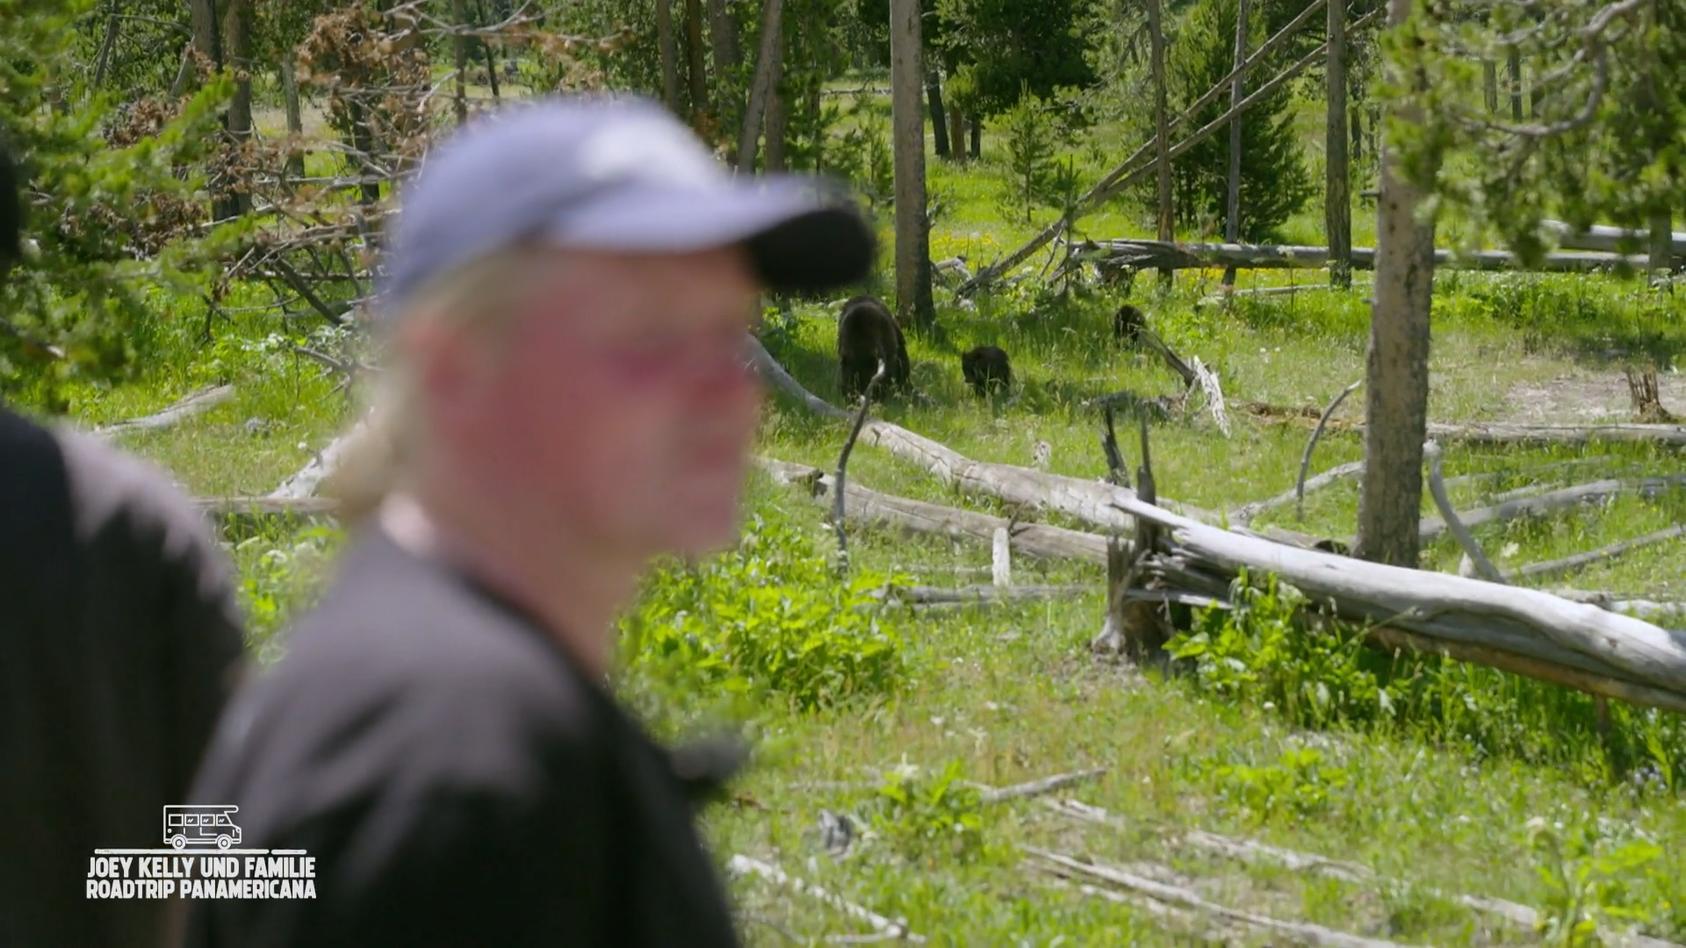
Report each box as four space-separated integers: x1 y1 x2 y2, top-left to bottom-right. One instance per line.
279 55 305 183
684 0 709 126
192 0 253 219
927 69 950 158
92 3 120 89
1325 0 1350 288
1147 0 1174 292
477 0 501 100
1355 0 1437 567
1222 0 1249 289
656 0 681 112
1482 60 1498 113
736 0 784 171
890 0 934 330
1506 47 1523 120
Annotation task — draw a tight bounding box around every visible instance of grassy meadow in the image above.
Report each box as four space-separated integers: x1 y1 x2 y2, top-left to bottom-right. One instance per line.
34 74 1686 945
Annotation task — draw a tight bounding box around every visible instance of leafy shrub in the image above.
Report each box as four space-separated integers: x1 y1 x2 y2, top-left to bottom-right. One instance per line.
871 759 986 864
1168 572 1394 729
1528 818 1678 945
1198 745 1352 820
621 508 907 711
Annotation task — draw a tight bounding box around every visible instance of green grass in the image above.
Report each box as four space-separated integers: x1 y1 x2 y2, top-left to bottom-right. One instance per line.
37 79 1686 945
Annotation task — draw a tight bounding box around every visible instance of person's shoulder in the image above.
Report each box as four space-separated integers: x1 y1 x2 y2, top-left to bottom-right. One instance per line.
210 535 608 804
49 423 227 572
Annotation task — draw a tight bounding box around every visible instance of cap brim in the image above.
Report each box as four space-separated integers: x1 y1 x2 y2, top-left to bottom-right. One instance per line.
540 177 876 293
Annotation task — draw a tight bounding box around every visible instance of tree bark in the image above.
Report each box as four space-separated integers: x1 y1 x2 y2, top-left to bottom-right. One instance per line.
927 69 950 158
92 4 120 90
890 0 935 329
191 0 252 219
1354 0 1437 567
1146 0 1173 291
1482 59 1498 113
1506 47 1522 121
477 0 501 100
1222 0 1249 288
969 116 979 158
279 55 305 183
656 0 681 111
736 0 784 171
707 0 739 120
684 0 709 125
1325 0 1350 288
1649 208 1673 276
451 0 471 124
764 83 788 171
948 108 968 165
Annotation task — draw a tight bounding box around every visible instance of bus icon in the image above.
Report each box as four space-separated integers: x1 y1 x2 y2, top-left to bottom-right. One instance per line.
163 805 242 851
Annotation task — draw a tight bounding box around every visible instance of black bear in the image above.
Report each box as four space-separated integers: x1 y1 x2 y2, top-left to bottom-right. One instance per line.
837 295 910 401
961 345 1012 397
1113 304 1146 346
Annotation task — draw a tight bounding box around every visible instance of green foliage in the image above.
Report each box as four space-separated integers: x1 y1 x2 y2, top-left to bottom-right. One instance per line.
621 507 908 711
995 93 1057 223
1391 0 1684 264
935 0 1097 119
1165 0 1314 239
1 0 238 402
1198 744 1353 820
1528 818 1675 946
871 759 987 864
1169 573 1391 729
229 522 343 664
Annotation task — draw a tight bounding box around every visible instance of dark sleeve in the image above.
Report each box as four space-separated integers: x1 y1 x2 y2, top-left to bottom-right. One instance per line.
54 428 247 798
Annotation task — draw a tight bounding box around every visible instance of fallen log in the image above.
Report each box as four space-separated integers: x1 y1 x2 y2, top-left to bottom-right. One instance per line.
1541 219 1686 259
271 417 370 500
1240 406 1686 448
1198 283 1370 306
195 495 339 518
94 384 234 436
1296 380 1362 520
726 854 924 944
1082 239 1652 274
1026 847 1404 948
759 458 1111 563
1420 474 1686 542
1425 441 1506 583
1516 525 1686 582
1549 590 1686 626
1230 460 1363 526
976 768 1106 804
1110 492 1686 700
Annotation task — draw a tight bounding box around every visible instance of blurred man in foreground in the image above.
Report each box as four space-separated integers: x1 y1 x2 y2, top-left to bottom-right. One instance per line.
0 144 246 946
184 97 873 945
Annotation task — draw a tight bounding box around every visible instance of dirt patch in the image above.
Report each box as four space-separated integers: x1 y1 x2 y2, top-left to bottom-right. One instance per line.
1504 369 1686 424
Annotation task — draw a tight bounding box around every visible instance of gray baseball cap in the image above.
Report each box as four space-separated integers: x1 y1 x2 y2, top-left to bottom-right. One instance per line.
378 95 875 315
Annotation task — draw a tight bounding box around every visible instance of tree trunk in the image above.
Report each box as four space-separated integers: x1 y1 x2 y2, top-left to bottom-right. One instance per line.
890 0 934 330
279 56 305 183
1350 102 1362 165
191 0 250 220
92 4 120 90
684 0 709 126
1146 0 1173 291
1650 209 1673 276
1482 59 1498 113
1355 0 1438 568
948 108 967 165
1325 0 1350 289
736 0 783 171
656 0 681 111
764 84 788 171
1221 0 1248 288
969 117 979 158
452 0 471 123
707 0 739 120
1506 48 1522 121
927 69 950 158
477 0 501 100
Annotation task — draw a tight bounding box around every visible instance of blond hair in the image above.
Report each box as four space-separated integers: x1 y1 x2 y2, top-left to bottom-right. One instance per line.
326 244 568 522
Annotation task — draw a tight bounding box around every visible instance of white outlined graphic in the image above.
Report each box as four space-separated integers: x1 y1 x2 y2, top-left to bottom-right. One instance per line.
86 807 316 900
163 804 242 850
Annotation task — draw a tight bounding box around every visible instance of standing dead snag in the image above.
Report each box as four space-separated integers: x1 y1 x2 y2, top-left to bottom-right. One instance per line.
832 360 887 567
1095 413 1173 662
